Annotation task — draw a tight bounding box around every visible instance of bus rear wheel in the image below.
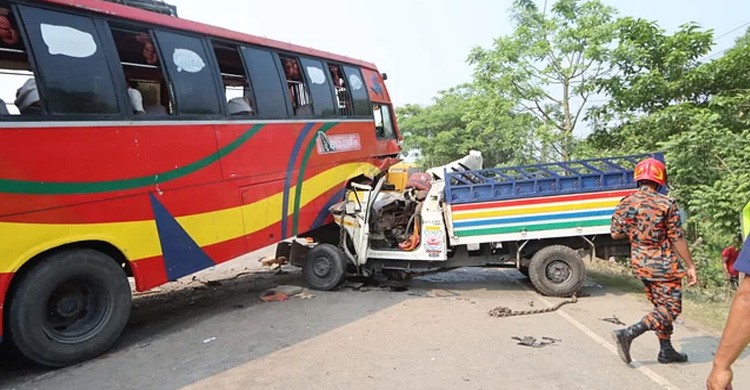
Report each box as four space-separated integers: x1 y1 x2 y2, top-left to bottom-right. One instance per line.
7 249 132 367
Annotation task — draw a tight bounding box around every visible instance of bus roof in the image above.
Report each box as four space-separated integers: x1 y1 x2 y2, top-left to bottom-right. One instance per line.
42 0 380 71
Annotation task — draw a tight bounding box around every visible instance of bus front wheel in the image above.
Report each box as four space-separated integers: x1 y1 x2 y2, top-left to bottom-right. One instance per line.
7 249 132 367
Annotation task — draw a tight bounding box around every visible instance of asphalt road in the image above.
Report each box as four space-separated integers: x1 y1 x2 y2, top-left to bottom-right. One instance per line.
1 252 747 390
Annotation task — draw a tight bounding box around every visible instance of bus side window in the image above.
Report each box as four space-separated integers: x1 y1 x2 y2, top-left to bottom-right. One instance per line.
299 57 334 118
373 104 395 139
327 63 353 117
153 30 222 116
212 41 255 117
110 25 173 116
342 66 370 117
240 47 288 119
18 5 119 116
0 4 42 117
279 55 311 117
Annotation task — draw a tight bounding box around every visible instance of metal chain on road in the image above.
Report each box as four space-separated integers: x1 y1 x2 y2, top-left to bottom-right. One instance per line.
488 294 578 318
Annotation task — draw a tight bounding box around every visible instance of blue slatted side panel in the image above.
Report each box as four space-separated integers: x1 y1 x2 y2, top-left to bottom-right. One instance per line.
445 152 665 204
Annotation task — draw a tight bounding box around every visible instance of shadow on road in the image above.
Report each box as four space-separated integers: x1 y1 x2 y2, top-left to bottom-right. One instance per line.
0 266 543 389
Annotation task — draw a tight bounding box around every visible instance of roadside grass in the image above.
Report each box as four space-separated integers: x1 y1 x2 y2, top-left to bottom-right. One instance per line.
585 259 732 333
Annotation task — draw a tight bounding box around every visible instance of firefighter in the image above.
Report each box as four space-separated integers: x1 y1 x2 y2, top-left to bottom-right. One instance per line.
610 157 698 365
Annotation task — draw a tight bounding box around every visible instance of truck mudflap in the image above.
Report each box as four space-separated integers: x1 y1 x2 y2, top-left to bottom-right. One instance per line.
0 272 12 343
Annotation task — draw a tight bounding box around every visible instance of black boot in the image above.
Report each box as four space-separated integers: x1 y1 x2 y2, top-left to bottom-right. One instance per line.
612 321 648 364
658 339 688 364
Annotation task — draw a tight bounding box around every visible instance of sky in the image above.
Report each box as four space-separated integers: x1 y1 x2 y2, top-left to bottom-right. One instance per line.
172 0 750 108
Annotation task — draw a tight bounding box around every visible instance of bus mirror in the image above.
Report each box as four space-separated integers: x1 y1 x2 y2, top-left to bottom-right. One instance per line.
381 73 388 81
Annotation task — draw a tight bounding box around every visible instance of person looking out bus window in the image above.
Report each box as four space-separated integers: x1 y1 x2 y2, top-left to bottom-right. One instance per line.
15 77 41 115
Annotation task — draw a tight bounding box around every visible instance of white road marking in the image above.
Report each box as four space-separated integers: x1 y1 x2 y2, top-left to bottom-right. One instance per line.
535 294 680 390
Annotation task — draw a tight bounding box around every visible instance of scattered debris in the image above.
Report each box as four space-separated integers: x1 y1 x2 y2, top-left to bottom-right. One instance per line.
259 290 289 302
511 336 561 348
232 304 245 309
600 315 626 326
203 337 216 344
275 285 304 297
296 292 315 300
259 256 289 269
204 280 222 287
528 301 534 307
345 281 366 290
408 289 459 298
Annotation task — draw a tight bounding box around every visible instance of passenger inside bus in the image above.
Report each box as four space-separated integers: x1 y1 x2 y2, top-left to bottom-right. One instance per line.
227 96 254 115
281 56 311 116
112 26 172 116
127 84 145 114
328 64 353 116
15 77 41 115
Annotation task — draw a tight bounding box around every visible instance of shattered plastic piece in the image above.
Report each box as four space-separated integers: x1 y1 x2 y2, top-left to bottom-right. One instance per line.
203 337 216 344
512 336 537 347
511 336 561 348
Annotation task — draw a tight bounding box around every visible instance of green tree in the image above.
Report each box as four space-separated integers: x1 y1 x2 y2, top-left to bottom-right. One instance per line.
468 0 617 160
587 22 750 243
396 84 536 169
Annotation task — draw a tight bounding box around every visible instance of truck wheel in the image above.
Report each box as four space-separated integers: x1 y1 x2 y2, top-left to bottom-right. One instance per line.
528 245 585 297
303 244 347 291
7 249 132 367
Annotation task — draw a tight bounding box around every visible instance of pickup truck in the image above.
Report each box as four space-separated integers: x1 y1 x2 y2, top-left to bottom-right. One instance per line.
287 152 666 297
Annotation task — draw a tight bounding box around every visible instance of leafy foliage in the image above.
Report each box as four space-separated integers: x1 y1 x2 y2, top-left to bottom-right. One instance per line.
468 0 617 160
394 5 750 290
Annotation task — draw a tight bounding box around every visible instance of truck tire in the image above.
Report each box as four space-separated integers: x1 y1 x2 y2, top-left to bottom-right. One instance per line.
528 245 585 297
7 249 132 367
303 244 347 291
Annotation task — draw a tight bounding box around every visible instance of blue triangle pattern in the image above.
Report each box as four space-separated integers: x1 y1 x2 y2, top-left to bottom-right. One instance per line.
149 194 216 281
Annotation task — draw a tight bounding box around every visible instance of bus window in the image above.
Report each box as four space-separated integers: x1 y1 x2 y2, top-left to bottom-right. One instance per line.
0 4 42 116
279 55 311 116
299 57 334 117
373 104 395 139
18 5 119 115
240 47 288 119
153 30 222 115
212 41 255 117
342 65 370 117
110 25 173 116
328 64 353 117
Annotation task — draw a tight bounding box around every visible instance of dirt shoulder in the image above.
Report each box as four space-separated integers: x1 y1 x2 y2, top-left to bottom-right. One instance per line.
585 259 732 333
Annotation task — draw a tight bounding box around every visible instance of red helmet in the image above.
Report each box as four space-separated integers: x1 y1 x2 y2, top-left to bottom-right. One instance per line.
634 158 667 187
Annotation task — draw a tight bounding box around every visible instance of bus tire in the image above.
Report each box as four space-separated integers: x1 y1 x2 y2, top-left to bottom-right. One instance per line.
528 245 585 297
303 244 347 291
7 249 132 367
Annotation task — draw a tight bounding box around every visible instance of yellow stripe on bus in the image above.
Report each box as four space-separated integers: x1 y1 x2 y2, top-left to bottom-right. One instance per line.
452 199 621 221
0 162 377 273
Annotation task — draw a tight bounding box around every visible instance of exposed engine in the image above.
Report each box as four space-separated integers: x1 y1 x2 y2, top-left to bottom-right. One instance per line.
369 172 433 250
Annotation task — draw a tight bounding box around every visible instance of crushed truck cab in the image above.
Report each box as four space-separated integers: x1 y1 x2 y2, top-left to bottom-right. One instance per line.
299 152 667 297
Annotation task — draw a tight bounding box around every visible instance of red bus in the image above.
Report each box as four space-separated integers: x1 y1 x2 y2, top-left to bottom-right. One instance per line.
0 0 400 366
